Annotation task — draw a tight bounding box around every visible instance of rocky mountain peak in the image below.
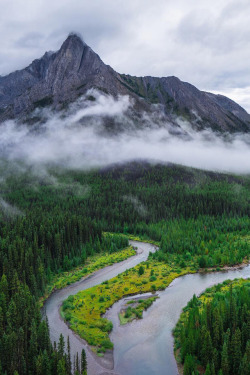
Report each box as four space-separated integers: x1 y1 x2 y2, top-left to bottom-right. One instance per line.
0 34 249 133
60 33 87 53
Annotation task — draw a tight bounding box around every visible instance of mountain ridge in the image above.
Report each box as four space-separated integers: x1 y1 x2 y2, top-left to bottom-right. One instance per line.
0 33 249 133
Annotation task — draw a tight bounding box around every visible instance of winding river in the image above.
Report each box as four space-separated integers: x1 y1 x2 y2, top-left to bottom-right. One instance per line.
43 241 250 375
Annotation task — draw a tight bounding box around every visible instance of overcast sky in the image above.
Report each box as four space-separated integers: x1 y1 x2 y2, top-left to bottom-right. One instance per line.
0 0 249 111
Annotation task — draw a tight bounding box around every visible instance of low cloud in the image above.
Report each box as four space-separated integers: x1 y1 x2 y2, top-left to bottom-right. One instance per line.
123 195 148 217
0 198 24 218
0 90 249 175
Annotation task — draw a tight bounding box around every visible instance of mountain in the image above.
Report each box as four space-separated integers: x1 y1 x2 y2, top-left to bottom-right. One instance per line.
118 75 250 132
0 33 249 132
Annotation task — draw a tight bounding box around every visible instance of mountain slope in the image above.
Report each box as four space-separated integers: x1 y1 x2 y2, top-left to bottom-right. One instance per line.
119 74 250 132
0 34 133 120
0 33 249 133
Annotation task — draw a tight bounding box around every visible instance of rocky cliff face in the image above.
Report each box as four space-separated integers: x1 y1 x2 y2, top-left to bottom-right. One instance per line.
0 34 130 120
119 74 250 132
0 33 249 132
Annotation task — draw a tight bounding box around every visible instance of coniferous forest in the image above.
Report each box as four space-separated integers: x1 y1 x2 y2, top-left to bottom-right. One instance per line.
174 279 250 375
0 3 250 375
0 161 249 374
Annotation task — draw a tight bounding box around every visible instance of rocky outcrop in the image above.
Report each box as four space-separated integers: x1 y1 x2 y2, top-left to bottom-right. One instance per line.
119 74 250 132
0 34 131 120
0 33 249 133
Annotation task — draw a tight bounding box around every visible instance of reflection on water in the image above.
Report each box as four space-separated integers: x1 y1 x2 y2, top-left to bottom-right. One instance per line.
106 265 250 375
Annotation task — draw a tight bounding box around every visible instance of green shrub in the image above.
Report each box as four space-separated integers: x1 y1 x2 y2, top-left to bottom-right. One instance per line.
67 295 74 303
199 256 207 268
138 266 145 276
101 339 113 349
125 307 132 318
64 313 72 322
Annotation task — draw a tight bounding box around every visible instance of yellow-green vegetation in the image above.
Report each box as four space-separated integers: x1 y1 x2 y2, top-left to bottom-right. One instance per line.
40 246 135 307
119 296 158 325
105 232 160 246
126 234 160 246
61 258 196 354
60 230 249 354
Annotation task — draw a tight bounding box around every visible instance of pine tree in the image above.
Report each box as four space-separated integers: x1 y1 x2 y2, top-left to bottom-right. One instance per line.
29 319 38 372
202 331 213 367
240 347 250 375
205 363 211 375
81 348 87 374
76 352 80 374
0 274 9 304
221 341 229 375
231 328 242 374
58 334 65 359
66 336 71 374
183 354 195 375
57 358 67 375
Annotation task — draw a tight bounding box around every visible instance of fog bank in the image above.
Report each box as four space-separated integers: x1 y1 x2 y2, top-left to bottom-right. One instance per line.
0 90 249 175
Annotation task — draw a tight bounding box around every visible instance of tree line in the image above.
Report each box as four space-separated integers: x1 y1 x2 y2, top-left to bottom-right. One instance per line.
0 161 249 374
174 279 250 375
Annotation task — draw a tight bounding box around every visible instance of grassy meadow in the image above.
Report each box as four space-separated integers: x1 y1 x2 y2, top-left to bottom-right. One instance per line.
61 256 196 354
40 245 135 306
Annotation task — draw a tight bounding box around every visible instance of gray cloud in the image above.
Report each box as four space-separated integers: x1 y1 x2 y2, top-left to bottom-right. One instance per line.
14 32 44 49
0 1 249 112
0 90 249 175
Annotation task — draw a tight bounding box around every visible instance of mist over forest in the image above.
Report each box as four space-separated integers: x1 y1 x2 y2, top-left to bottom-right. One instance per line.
0 90 249 176
0 7 249 375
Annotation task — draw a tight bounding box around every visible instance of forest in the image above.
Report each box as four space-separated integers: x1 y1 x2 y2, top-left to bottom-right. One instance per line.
0 160 249 374
174 278 250 375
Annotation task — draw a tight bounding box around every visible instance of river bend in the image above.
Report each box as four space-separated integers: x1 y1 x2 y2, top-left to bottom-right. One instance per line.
43 241 249 375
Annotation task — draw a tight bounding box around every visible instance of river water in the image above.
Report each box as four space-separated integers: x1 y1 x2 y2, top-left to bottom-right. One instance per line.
43 241 156 375
43 241 250 375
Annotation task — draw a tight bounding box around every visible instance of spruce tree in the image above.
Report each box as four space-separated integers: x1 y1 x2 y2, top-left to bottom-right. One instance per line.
221 341 229 375
231 328 242 374
81 348 87 374
66 336 71 374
